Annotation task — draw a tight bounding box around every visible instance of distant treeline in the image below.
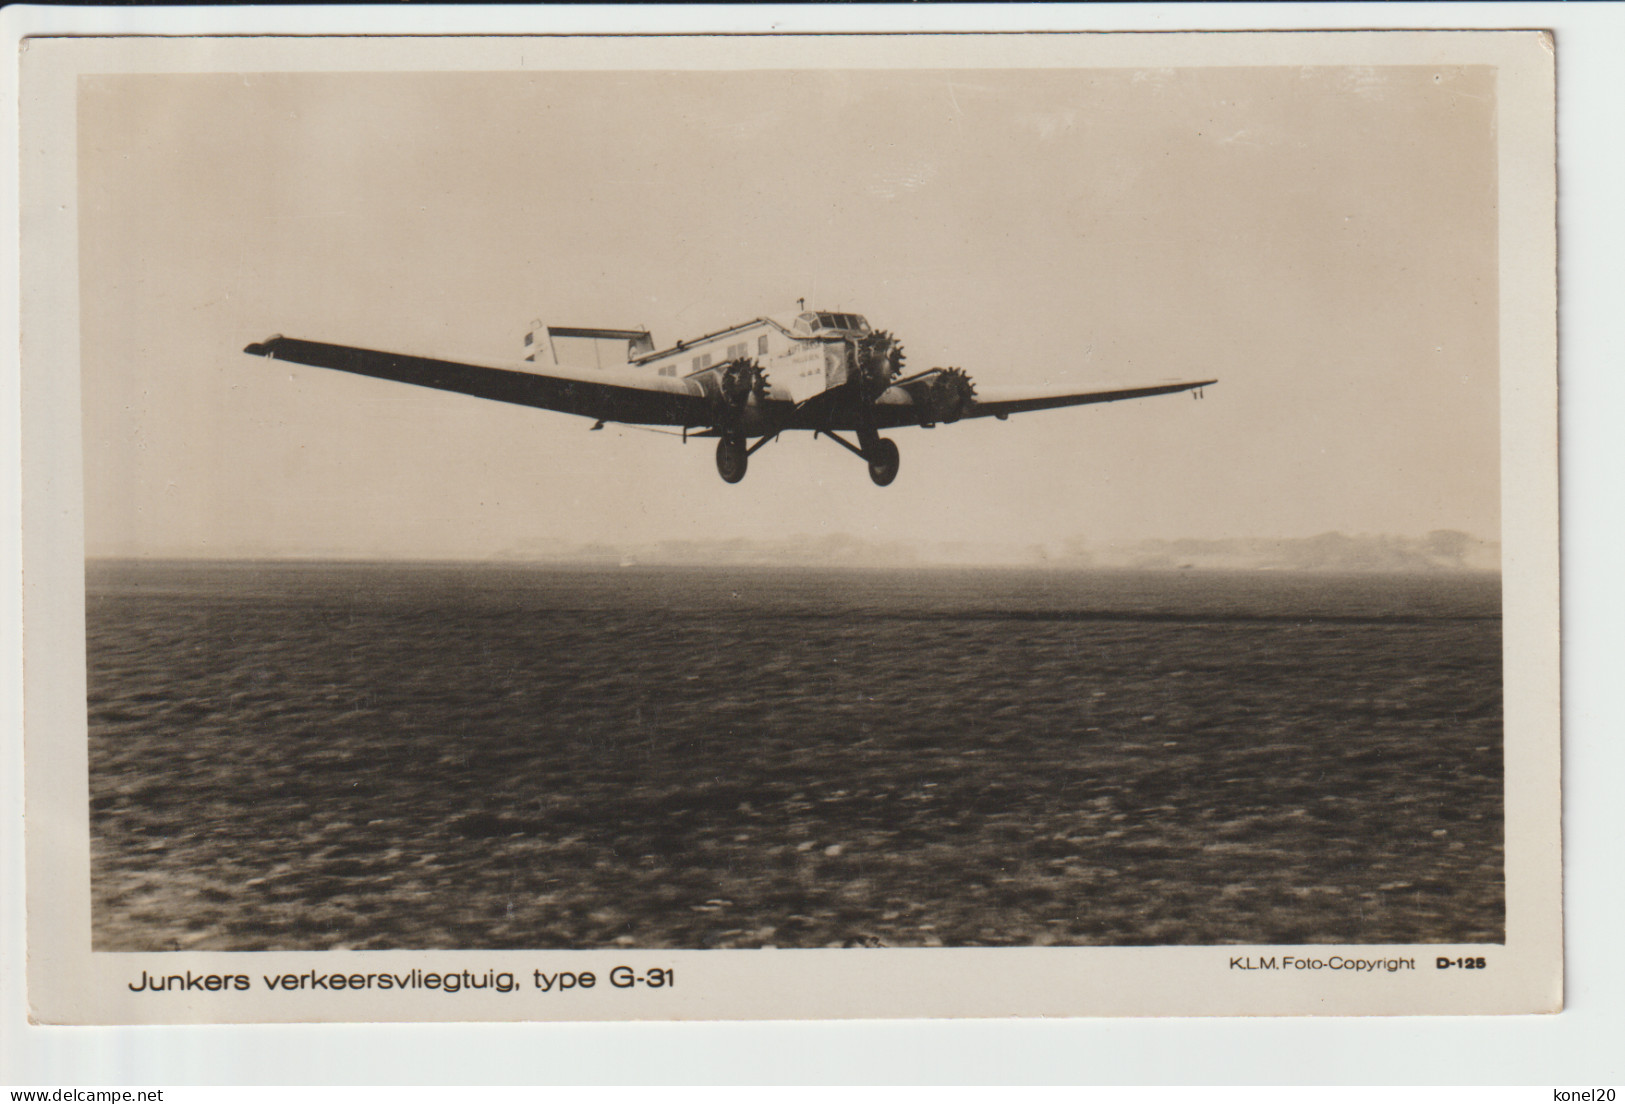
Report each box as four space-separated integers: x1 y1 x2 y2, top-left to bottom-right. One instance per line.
481 529 1498 573
1098 530 1499 573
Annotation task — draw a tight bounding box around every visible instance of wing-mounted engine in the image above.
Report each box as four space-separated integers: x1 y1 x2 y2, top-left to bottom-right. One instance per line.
897 366 978 426
690 356 771 429
693 356 772 484
720 357 771 408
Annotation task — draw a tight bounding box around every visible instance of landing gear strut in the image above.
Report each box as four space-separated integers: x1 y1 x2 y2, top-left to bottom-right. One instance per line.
715 433 747 484
820 428 901 487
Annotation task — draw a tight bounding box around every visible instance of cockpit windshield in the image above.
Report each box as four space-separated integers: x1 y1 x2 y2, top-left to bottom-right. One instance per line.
795 311 870 336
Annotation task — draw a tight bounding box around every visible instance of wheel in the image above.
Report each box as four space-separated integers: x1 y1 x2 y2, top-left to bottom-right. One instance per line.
866 437 900 487
715 434 748 484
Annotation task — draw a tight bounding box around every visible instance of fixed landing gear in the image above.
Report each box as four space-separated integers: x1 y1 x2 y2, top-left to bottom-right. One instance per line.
715 433 748 484
717 426 900 486
713 432 781 483
819 428 901 486
864 436 900 487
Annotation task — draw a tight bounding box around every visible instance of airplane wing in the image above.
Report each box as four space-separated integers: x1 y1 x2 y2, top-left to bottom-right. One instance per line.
242 335 711 426
963 379 1215 419
870 375 1215 428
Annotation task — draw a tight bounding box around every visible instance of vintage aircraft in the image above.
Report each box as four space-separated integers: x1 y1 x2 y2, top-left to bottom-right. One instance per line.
244 308 1214 486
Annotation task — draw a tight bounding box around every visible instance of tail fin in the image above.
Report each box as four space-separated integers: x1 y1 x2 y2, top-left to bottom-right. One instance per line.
523 319 551 365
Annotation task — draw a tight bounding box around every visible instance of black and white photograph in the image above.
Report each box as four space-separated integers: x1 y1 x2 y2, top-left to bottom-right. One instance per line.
18 27 1560 1023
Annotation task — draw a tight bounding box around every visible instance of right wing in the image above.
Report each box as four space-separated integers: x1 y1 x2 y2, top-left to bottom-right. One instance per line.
243 336 712 427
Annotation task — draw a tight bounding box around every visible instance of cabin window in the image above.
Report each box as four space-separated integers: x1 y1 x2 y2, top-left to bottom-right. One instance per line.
525 354 534 362
524 332 533 346
758 334 769 355
816 312 860 331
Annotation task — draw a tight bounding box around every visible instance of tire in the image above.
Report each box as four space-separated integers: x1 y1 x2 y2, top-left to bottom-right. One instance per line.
866 437 900 487
716 435 748 484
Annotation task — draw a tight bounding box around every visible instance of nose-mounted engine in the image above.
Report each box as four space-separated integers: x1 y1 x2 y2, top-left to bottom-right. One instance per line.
844 330 976 425
852 330 906 402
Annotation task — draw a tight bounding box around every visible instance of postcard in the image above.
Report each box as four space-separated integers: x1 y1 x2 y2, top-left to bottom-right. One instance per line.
17 26 1559 1023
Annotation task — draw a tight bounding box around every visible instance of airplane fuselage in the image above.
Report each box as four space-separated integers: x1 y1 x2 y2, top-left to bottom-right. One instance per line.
523 310 927 439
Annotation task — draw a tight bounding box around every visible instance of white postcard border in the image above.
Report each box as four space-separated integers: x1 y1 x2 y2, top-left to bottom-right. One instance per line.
16 26 1560 1027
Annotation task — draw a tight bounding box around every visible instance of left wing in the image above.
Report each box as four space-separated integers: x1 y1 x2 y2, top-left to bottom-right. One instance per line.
243 336 712 426
867 373 1215 428
962 379 1215 420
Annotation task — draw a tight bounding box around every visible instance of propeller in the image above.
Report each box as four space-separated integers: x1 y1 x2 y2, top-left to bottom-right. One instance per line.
854 330 905 401
718 357 770 408
927 366 977 424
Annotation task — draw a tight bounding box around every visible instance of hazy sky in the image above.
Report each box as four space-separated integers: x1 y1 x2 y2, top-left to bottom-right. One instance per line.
78 65 1499 558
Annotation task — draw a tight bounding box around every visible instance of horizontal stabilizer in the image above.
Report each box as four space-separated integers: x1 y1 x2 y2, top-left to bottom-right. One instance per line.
547 326 652 343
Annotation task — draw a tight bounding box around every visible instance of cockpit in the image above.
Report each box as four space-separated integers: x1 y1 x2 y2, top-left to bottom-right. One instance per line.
790 311 871 337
